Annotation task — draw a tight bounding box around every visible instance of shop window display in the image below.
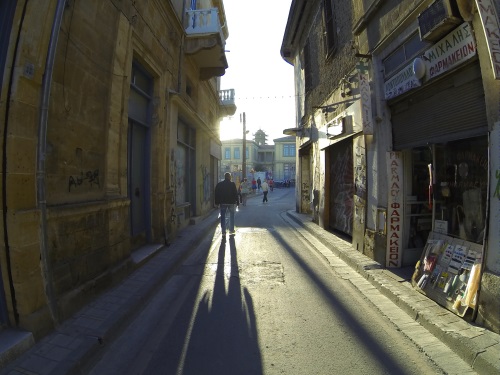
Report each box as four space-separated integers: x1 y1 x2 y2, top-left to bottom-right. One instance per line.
411 136 487 318
434 137 488 244
405 147 433 251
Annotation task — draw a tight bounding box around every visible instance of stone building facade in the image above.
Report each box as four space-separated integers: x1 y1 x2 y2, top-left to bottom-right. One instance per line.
0 0 235 339
274 136 297 183
221 136 297 185
282 0 499 333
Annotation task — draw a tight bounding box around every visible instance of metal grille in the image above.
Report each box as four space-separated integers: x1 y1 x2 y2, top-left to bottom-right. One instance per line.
391 63 487 149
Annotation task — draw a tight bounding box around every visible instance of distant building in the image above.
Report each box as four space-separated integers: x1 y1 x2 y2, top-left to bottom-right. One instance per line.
221 134 296 185
253 129 268 146
274 136 296 182
221 138 259 185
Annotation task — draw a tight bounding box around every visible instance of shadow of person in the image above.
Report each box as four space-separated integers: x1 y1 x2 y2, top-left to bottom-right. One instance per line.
180 236 263 375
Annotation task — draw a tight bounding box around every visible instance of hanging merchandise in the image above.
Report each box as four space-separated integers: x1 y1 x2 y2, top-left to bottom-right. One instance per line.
412 232 484 318
462 188 484 242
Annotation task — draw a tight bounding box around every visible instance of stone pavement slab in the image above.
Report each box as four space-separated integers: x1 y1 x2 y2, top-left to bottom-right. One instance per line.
286 210 500 375
0 211 220 375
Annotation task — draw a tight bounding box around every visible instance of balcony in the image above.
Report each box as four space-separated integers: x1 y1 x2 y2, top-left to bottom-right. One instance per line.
219 89 237 117
185 8 228 80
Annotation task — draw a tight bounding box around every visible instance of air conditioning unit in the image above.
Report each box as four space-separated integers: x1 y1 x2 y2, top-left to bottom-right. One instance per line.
418 0 462 42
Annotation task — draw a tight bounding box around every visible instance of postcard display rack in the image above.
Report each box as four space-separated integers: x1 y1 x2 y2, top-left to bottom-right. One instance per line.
411 232 483 317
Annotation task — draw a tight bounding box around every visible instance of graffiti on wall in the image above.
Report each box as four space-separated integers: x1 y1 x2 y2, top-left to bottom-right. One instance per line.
301 182 311 203
354 139 367 199
200 164 211 203
68 170 100 192
175 146 186 204
329 143 354 235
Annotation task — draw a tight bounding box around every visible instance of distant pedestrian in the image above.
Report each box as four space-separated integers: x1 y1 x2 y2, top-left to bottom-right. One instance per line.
269 179 274 192
257 177 262 192
240 178 251 206
261 179 269 203
252 178 257 193
214 172 239 236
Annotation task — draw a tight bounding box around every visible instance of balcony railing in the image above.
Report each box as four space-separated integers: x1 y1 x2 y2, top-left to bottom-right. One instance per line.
218 88 236 117
184 8 228 80
185 8 225 47
219 89 235 106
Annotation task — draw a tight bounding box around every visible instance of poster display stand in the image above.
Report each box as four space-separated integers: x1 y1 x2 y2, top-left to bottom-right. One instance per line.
411 232 483 317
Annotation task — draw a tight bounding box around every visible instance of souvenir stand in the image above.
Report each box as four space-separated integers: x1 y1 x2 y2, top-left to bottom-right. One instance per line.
411 232 483 317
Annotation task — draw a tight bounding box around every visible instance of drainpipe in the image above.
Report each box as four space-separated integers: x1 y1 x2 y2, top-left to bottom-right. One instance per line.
1 0 30 327
177 0 187 93
36 0 67 325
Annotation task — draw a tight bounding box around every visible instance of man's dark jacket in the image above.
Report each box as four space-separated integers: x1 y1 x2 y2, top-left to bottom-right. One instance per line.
214 179 239 205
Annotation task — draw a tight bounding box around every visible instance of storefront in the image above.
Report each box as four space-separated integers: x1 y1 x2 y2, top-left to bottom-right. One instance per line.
385 23 489 318
319 100 366 250
328 137 354 236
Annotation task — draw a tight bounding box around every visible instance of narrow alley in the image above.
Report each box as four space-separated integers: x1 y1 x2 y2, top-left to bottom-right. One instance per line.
85 188 472 375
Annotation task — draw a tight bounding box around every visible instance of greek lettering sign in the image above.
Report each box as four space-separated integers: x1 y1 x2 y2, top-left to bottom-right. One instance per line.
476 0 500 79
386 151 404 268
384 59 425 100
424 22 477 79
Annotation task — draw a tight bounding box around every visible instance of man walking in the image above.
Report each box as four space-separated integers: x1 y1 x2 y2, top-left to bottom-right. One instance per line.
215 173 239 236
261 179 269 203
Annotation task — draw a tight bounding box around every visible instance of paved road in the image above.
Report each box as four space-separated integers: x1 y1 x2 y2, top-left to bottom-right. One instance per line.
88 188 474 375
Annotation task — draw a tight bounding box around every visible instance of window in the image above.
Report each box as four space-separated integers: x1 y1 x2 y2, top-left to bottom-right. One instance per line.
323 0 337 57
303 42 313 93
284 144 296 157
176 120 196 207
284 163 296 180
234 147 240 159
383 32 429 77
225 148 230 159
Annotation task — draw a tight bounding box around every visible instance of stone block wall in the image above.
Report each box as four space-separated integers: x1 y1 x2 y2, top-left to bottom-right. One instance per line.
0 0 190 337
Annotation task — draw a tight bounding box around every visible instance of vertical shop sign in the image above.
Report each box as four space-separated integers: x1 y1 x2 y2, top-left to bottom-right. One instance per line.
357 60 374 135
386 151 404 267
488 122 500 273
476 0 500 79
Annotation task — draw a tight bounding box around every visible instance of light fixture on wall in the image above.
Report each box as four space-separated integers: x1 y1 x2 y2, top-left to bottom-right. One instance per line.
325 116 345 139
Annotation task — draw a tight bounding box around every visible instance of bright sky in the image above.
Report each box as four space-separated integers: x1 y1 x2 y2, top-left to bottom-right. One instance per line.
220 0 295 144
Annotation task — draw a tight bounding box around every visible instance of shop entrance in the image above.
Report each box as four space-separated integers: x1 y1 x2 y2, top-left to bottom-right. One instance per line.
403 136 488 265
403 147 433 265
328 138 354 236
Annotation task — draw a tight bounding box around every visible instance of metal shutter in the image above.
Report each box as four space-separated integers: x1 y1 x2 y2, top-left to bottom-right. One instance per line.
390 62 487 149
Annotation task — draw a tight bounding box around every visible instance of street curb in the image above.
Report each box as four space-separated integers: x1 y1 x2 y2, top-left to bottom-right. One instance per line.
0 210 220 375
3 207 498 374
285 210 500 375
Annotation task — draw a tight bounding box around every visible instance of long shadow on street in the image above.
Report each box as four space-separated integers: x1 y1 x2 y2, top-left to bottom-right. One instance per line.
145 236 263 375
